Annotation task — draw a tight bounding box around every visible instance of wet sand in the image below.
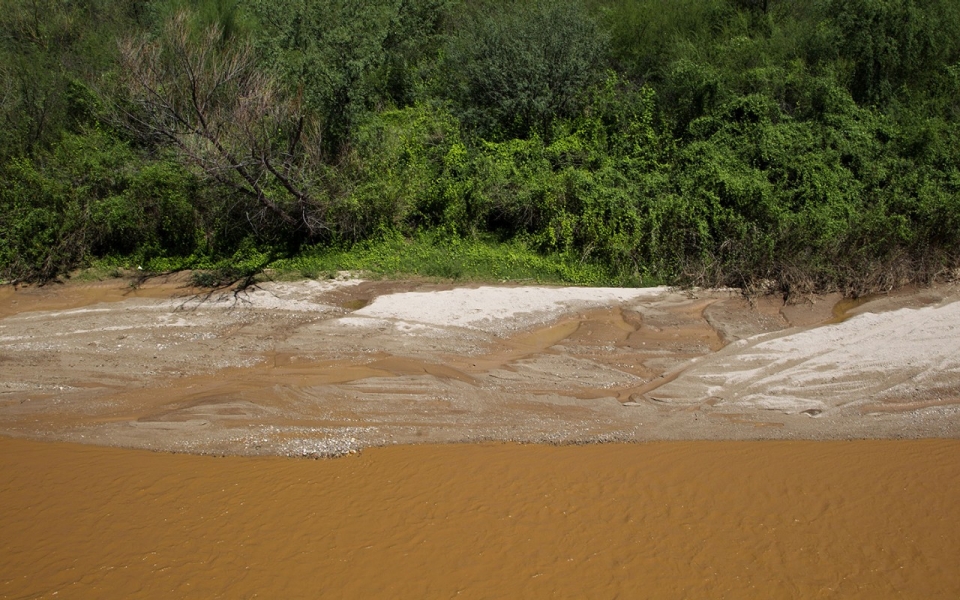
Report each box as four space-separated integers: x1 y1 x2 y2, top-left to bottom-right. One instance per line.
3 436 959 599
3 277 958 454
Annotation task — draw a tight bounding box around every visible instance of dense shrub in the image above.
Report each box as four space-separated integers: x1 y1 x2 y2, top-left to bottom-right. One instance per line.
1 0 959 294
445 0 608 140
0 130 201 282
251 0 452 156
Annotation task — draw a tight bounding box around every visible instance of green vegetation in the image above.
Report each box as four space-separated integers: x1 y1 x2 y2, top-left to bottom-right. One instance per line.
271 231 624 285
3 0 960 295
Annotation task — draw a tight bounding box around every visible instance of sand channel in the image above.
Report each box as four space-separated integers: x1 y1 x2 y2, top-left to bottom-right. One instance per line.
2 276 959 453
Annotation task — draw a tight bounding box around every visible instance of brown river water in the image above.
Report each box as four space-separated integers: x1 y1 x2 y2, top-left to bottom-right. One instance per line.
3 436 959 599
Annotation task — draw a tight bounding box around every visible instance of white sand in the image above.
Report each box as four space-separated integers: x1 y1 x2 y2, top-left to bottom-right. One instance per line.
351 285 670 332
650 299 960 414
167 279 363 312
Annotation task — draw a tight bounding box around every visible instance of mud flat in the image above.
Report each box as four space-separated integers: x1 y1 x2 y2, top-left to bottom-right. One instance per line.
1 276 959 454
2 436 959 599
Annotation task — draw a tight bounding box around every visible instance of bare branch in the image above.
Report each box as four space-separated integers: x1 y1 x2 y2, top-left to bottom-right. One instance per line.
117 11 324 236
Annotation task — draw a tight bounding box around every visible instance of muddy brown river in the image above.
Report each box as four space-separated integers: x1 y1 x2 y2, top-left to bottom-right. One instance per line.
3 437 959 598
3 277 960 597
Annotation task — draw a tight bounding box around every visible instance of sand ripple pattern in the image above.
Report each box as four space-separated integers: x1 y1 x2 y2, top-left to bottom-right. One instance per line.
650 300 960 414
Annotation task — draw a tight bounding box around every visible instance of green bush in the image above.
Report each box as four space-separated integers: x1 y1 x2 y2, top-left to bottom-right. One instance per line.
0 130 202 282
446 0 608 140
250 0 452 156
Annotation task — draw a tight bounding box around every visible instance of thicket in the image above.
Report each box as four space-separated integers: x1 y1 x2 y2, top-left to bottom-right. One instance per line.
2 0 959 296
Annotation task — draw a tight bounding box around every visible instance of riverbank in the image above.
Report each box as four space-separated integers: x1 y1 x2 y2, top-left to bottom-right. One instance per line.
1 276 958 455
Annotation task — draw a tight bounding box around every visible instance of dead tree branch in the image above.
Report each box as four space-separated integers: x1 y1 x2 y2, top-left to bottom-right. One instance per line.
117 12 325 236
